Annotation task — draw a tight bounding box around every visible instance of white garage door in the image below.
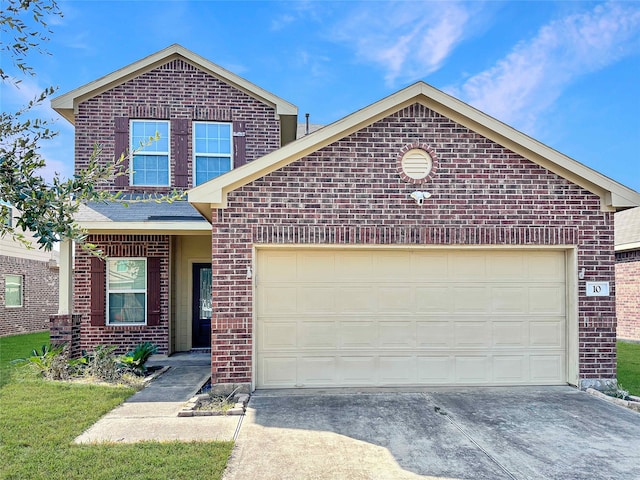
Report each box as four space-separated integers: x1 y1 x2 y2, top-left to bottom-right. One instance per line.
256 248 567 388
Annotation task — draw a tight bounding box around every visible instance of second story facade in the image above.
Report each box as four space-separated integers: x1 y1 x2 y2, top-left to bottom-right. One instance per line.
52 44 298 194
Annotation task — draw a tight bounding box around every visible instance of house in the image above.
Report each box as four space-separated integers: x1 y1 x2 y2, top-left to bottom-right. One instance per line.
1 203 59 336
51 44 640 393
615 207 640 342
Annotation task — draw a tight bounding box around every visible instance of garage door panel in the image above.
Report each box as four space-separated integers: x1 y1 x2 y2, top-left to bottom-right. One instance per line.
455 356 491 383
529 320 565 347
417 357 453 383
340 321 377 348
528 252 565 280
530 355 564 382
337 286 375 313
299 253 335 281
488 253 527 280
256 249 567 388
260 357 298 387
335 252 374 280
259 252 298 282
379 286 413 312
299 286 335 313
455 321 491 348
453 286 491 313
492 320 527 347
411 254 449 278
259 321 297 350
340 357 377 384
417 321 454 348
493 355 528 382
298 357 337 385
451 253 487 279
379 320 415 348
529 287 565 314
416 286 451 313
258 286 297 315
299 321 337 348
492 286 528 313
379 356 416 384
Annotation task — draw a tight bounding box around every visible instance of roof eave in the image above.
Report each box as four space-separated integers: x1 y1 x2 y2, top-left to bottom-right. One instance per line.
189 82 640 214
51 44 297 124
77 220 211 235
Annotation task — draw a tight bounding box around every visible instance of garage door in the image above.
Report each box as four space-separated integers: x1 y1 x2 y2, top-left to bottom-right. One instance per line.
256 248 567 388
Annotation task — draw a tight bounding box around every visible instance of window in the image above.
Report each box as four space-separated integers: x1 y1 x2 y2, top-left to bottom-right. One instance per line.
194 122 232 185
107 258 146 324
5 274 23 307
131 120 170 186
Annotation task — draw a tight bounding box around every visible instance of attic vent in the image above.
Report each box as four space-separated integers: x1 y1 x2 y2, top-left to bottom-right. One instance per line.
401 148 433 180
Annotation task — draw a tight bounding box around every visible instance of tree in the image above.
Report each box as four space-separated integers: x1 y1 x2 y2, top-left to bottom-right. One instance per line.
0 0 178 252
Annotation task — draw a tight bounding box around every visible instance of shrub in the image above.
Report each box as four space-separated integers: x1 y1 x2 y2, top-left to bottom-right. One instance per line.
119 342 158 375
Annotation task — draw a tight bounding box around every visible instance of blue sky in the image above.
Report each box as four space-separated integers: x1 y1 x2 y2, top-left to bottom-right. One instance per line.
4 0 640 190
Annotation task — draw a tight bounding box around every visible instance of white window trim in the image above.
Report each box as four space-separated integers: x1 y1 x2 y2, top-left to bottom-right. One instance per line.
106 257 147 326
130 120 171 187
193 121 233 186
4 274 23 308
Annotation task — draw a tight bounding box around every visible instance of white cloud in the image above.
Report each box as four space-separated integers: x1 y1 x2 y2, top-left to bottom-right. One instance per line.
455 2 640 131
331 1 473 86
1 78 75 182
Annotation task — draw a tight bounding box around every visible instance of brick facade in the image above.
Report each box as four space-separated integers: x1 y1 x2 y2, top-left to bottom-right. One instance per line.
209 103 616 388
73 235 170 354
74 58 281 192
66 57 284 356
0 255 58 337
616 249 640 341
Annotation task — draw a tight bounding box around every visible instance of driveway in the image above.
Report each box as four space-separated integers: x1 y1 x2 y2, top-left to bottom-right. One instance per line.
223 386 640 480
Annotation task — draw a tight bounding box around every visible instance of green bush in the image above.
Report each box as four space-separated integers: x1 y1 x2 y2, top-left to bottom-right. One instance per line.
119 342 158 375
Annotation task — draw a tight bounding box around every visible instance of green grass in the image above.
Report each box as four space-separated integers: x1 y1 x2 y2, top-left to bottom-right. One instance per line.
0 331 50 387
0 332 233 480
618 341 640 396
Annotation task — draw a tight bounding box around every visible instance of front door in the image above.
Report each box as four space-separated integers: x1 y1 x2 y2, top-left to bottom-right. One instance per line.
192 263 212 348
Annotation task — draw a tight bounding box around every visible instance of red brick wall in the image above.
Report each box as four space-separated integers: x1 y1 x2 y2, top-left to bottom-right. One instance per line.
74 58 281 192
73 235 170 354
210 103 616 386
616 250 640 341
0 255 58 337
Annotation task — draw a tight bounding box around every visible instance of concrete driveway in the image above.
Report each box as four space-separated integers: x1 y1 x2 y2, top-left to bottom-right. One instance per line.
223 386 640 480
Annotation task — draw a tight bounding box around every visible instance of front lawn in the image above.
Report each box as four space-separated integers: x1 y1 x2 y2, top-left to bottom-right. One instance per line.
0 332 233 480
617 341 640 396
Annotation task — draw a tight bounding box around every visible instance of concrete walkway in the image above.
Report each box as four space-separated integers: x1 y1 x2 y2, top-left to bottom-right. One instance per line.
74 353 242 444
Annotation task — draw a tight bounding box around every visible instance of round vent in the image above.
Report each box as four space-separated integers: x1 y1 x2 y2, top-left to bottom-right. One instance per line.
401 148 433 180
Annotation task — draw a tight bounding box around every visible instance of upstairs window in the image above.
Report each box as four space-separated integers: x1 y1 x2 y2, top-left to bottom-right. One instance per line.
131 120 170 186
193 122 232 186
107 258 146 325
5 274 23 308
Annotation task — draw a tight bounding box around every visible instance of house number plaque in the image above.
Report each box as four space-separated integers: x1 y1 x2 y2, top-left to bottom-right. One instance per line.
585 282 610 297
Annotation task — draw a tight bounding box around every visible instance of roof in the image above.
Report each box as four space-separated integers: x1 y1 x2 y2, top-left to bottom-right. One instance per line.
189 81 640 221
51 44 298 124
76 197 210 234
615 207 640 252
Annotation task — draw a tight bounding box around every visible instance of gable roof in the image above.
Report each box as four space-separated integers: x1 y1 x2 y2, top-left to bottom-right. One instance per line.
51 44 298 123
615 206 640 252
189 81 640 221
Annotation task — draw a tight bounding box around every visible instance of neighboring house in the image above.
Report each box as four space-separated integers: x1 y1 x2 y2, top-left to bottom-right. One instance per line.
615 206 640 342
0 204 59 336
51 45 640 393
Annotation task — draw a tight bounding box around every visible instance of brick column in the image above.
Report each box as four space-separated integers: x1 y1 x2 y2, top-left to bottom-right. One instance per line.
49 314 82 358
